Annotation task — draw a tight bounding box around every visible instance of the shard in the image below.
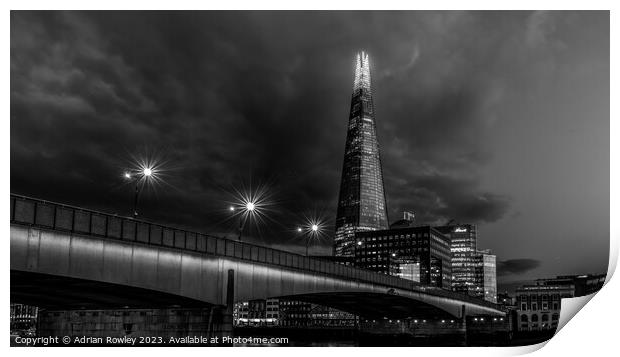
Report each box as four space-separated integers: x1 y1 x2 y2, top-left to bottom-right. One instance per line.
334 51 389 257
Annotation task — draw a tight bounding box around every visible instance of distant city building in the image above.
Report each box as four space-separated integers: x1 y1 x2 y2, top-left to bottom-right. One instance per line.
474 250 497 303
515 284 571 332
309 255 355 266
10 303 38 333
308 305 357 327
434 224 478 294
389 212 415 229
233 299 279 326
536 274 606 297
353 226 452 289
497 292 516 308
279 300 311 327
402 211 415 222
514 274 605 332
233 301 249 325
334 51 389 257
266 298 280 321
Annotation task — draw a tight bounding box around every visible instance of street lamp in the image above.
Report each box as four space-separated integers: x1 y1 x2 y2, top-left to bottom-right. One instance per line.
307 224 320 256
231 200 257 242
297 223 320 256
124 167 154 218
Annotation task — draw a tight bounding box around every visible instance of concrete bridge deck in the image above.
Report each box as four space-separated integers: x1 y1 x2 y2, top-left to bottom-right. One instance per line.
10 194 505 319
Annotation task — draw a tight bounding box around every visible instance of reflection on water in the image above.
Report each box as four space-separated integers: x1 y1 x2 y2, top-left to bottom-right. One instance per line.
234 327 555 347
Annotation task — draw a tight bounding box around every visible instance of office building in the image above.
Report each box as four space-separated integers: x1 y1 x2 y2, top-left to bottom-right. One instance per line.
434 224 478 294
474 250 497 303
536 274 606 297
353 225 452 289
10 303 38 333
233 299 279 326
279 300 311 327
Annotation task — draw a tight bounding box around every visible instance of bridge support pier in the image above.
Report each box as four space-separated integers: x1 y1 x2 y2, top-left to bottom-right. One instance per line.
222 269 235 338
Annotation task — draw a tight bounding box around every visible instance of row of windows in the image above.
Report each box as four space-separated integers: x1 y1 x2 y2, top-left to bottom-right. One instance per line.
519 294 561 301
520 302 560 311
520 313 559 322
360 233 431 241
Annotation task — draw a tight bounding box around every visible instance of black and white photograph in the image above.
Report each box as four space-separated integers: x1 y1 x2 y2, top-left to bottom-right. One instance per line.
8 8 611 349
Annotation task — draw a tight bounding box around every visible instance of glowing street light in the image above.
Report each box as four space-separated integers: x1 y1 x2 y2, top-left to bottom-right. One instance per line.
296 222 322 256
124 166 156 218
229 198 261 242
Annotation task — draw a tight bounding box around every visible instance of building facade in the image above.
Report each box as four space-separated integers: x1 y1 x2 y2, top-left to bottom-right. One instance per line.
279 300 311 327
473 251 497 303
10 303 38 334
515 274 606 332
334 51 389 257
497 292 515 308
233 299 279 326
353 226 452 289
434 224 478 294
538 274 606 297
515 284 572 332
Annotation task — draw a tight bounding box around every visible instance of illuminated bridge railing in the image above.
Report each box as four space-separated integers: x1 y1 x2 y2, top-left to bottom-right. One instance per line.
10 194 502 311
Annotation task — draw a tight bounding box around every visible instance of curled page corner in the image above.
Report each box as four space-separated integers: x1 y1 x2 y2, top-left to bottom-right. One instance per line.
496 341 549 356
554 294 596 334
551 239 617 338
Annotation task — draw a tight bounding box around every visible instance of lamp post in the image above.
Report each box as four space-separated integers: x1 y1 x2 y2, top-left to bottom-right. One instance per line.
307 224 318 256
297 224 319 256
231 201 255 241
124 167 153 218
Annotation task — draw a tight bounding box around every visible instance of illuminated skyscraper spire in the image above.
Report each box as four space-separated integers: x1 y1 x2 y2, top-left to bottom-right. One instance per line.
334 51 389 257
353 51 372 94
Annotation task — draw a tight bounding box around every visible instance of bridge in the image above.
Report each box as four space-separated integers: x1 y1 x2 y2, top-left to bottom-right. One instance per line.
10 194 504 338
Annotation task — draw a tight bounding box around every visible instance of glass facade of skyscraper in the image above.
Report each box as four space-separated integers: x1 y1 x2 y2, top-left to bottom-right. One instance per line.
474 251 497 303
334 51 389 257
434 224 478 293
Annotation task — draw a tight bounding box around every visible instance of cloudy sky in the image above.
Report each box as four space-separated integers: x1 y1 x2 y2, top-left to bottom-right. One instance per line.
10 11 609 290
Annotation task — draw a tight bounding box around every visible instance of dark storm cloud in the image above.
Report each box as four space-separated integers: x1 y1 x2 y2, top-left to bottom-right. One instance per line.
386 173 511 225
10 9 609 281
12 11 510 227
497 259 542 277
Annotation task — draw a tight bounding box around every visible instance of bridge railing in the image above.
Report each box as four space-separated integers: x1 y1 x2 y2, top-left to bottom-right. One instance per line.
10 194 502 311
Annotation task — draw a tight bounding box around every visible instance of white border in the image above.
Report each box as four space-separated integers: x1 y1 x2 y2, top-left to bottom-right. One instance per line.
4 1 617 357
